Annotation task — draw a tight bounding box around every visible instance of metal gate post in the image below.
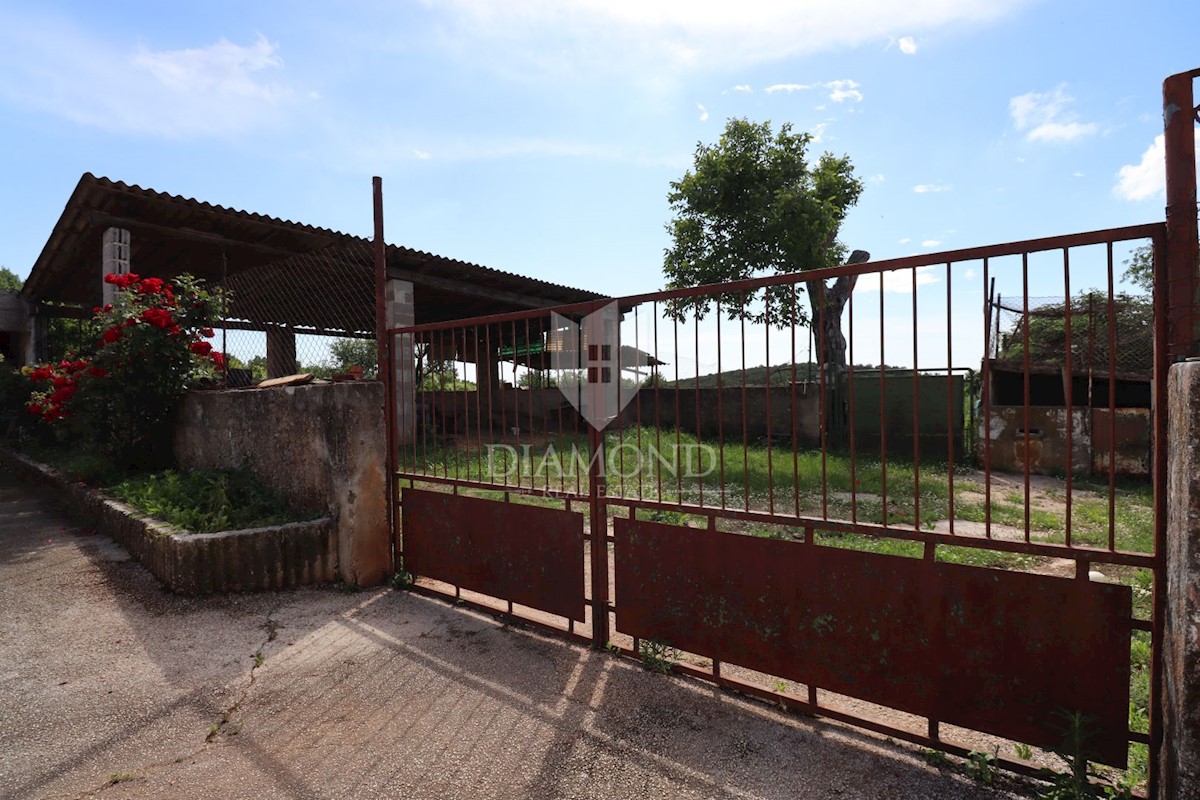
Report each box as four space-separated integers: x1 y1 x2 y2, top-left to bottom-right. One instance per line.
1159 68 1200 800
373 176 398 572
1163 69 1200 360
588 424 610 647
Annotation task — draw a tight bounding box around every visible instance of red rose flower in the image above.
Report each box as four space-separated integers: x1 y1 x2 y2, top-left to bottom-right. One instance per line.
49 386 76 404
102 326 123 343
210 352 226 369
103 272 140 289
201 327 215 338
140 307 174 329
189 341 213 356
137 277 165 294
88 367 108 378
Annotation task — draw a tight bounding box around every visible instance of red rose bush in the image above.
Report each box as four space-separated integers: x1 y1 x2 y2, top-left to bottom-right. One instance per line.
26 272 228 469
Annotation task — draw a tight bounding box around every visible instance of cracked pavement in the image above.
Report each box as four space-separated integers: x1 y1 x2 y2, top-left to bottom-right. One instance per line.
0 470 1032 799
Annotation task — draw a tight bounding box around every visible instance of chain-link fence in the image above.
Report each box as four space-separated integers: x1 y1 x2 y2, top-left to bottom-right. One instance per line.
214 241 378 386
989 292 1153 377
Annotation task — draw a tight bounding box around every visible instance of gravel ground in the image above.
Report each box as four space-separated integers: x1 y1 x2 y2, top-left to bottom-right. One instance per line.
0 470 1036 800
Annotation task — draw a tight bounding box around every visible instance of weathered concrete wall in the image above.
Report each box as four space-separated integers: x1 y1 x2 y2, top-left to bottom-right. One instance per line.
175 381 389 587
976 405 1150 476
1162 360 1200 798
0 291 32 365
2 450 336 593
424 386 823 443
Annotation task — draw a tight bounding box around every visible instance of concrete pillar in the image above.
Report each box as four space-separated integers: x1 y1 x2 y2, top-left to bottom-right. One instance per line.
25 313 47 364
386 279 415 444
101 227 130 307
266 326 297 378
1163 359 1200 797
476 331 499 402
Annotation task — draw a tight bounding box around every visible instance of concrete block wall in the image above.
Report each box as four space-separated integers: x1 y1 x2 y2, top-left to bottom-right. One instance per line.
174 381 389 587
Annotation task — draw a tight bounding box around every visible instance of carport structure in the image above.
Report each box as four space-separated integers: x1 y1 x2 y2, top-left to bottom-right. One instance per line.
17 172 604 376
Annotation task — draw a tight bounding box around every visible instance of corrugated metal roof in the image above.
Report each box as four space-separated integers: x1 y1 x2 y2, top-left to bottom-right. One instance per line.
22 173 606 311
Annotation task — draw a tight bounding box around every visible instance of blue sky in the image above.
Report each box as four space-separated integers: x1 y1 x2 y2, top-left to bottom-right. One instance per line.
0 1 1195 369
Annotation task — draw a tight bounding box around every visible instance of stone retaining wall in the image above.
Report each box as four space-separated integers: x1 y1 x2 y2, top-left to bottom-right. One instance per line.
2 450 336 594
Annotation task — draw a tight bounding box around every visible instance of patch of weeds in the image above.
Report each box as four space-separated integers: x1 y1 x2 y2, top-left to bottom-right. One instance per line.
639 507 689 526
1014 742 1034 760
34 448 128 486
388 570 414 589
935 544 1033 571
261 618 281 642
772 680 788 693
921 748 953 769
1036 711 1134 799
639 638 679 674
108 772 139 785
106 465 313 532
604 642 621 655
965 749 998 785
333 575 361 594
253 650 264 668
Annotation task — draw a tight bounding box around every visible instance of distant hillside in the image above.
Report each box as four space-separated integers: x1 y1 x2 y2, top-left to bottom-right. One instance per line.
666 362 898 388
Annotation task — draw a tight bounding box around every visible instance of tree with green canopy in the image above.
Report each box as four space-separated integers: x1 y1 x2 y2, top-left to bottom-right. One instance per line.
662 118 866 367
0 267 22 293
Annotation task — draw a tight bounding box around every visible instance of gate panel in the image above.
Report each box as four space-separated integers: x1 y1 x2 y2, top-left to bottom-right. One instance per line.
615 517 1133 766
403 488 586 621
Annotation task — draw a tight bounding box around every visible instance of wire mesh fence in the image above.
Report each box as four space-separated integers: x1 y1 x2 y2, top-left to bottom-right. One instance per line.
214 241 378 386
989 292 1154 378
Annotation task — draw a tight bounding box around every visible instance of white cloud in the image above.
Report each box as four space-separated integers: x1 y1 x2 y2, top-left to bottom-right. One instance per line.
898 36 918 54
826 79 863 103
913 183 951 193
857 265 938 293
898 237 911 244
964 267 977 279
0 18 298 138
1113 131 1200 201
1116 135 1165 201
729 84 752 93
765 83 812 93
430 1 1024 75
1072 170 1084 178
922 239 942 247
413 149 432 160
868 173 886 182
765 79 862 102
1009 84 1098 143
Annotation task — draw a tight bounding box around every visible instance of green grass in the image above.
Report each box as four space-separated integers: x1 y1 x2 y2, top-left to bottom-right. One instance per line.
403 426 1155 553
107 466 314 533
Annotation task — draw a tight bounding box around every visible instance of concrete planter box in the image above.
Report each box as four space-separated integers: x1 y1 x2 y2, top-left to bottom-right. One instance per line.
2 450 336 594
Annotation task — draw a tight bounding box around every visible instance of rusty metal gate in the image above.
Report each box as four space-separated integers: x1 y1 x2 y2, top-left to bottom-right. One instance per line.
378 68 1199 796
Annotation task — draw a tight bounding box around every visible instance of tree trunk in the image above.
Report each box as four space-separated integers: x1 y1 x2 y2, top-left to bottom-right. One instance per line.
805 250 871 369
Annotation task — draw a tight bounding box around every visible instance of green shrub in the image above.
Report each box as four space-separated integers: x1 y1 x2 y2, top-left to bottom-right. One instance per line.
107 466 312 532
